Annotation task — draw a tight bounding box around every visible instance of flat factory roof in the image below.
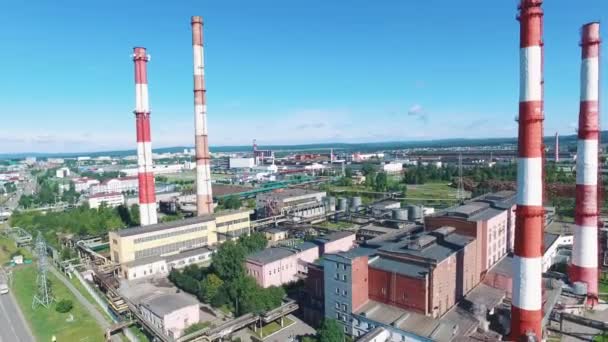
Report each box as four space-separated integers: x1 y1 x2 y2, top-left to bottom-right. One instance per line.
369 257 429 278
142 293 199 317
115 215 214 237
246 241 317 265
378 231 474 263
354 300 457 342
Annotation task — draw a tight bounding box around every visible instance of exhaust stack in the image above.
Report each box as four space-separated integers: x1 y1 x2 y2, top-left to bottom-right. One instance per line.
555 132 559 162
132 47 157 226
192 16 213 216
571 22 600 306
512 0 544 339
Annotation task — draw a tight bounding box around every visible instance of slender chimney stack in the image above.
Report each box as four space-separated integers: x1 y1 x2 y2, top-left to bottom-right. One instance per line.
512 0 544 339
132 47 158 226
571 22 600 306
191 16 213 216
555 132 559 162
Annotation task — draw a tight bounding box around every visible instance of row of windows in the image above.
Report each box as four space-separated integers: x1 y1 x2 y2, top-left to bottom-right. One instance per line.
218 228 249 242
134 237 207 259
334 273 348 282
216 217 249 228
134 225 207 244
334 287 348 296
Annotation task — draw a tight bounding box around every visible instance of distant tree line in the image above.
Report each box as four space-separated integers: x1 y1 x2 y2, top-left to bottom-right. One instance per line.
169 232 286 316
9 203 139 248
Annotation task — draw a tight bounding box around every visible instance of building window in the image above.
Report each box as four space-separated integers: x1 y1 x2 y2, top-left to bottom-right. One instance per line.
344 326 348 333
341 264 346 270
335 302 340 309
342 304 347 311
335 288 340 294
336 313 341 320
342 274 347 281
342 289 347 296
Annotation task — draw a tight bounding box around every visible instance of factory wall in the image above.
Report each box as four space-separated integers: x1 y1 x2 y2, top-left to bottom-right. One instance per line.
367 267 428 315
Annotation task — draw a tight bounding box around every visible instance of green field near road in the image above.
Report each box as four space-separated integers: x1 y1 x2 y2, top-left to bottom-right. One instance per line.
12 265 105 342
0 236 32 264
406 182 458 200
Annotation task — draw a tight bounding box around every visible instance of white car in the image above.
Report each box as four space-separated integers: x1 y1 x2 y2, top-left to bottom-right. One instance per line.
0 284 8 295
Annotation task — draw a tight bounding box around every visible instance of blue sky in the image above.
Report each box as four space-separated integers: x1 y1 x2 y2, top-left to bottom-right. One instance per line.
0 0 606 153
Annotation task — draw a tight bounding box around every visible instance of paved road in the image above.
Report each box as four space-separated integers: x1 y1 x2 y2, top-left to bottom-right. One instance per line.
0 293 35 342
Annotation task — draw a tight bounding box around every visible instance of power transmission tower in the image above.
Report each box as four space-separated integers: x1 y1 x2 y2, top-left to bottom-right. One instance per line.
457 153 465 203
32 232 53 309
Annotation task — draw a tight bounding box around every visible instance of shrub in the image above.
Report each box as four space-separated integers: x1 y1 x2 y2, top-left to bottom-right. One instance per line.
55 299 73 313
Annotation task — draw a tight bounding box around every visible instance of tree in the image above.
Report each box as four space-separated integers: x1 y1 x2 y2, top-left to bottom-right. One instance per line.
211 241 246 280
318 319 345 342
344 167 353 178
55 299 73 313
200 274 224 303
219 196 242 210
239 232 267 254
361 163 376 176
364 171 376 189
129 204 140 226
374 172 388 192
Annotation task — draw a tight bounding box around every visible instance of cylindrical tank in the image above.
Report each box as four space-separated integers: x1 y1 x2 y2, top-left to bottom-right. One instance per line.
392 208 409 221
327 196 336 212
407 205 423 222
351 197 362 211
338 198 348 212
572 281 588 296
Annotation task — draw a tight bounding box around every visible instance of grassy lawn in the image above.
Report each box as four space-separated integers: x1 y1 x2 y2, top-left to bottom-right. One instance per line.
406 182 458 200
251 316 294 339
12 265 105 342
129 326 151 342
600 280 608 301
0 236 31 264
68 274 116 322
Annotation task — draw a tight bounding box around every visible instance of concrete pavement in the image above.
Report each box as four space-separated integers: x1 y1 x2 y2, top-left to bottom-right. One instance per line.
0 293 35 342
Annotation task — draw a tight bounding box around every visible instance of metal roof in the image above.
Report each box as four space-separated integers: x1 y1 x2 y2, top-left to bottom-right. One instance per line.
165 247 212 263
378 231 474 263
315 231 355 243
246 242 317 265
115 215 214 237
369 257 429 278
353 300 457 342
141 293 199 317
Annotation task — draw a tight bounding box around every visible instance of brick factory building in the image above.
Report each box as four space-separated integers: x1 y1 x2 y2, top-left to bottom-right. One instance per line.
425 191 516 280
367 227 477 318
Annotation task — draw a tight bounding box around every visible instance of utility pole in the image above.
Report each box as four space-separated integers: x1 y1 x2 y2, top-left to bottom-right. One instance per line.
32 232 54 308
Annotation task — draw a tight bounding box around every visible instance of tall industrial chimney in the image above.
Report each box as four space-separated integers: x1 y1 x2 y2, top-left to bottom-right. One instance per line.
570 22 600 306
191 16 213 216
554 132 559 162
132 47 158 226
512 0 544 339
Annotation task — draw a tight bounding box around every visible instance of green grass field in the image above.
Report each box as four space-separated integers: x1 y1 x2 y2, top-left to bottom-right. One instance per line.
0 236 31 264
316 221 354 230
251 316 294 339
405 182 458 200
12 266 105 342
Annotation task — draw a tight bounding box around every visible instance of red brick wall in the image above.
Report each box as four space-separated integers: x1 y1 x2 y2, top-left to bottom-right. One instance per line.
351 256 369 312
430 255 458 317
368 266 428 315
425 216 484 281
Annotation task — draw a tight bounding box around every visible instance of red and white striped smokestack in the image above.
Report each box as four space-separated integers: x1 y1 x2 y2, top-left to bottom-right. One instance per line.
571 22 600 306
555 132 559 163
512 0 544 339
192 16 214 216
132 47 158 226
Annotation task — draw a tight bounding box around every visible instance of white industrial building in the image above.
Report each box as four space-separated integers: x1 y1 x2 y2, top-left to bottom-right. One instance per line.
91 176 139 194
73 177 100 193
88 192 125 209
120 162 195 177
229 157 256 169
382 162 403 174
55 167 71 178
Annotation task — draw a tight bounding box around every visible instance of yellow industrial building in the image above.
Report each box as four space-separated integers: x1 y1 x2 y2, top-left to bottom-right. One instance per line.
109 210 251 279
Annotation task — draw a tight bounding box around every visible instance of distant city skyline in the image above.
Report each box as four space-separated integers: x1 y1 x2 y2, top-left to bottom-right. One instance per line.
0 0 606 153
